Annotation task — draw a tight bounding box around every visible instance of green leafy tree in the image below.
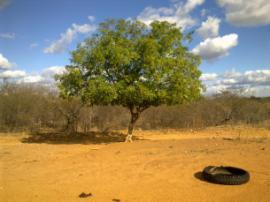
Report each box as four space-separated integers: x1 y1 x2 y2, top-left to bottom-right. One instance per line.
57 19 202 142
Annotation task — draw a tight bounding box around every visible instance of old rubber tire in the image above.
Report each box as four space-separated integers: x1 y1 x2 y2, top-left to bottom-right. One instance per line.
202 166 250 185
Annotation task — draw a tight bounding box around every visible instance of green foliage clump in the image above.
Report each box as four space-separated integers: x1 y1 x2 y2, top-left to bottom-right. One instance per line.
57 19 203 141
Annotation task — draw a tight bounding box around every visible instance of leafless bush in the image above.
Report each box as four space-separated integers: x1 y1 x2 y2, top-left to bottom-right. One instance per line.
0 84 269 132
0 83 62 132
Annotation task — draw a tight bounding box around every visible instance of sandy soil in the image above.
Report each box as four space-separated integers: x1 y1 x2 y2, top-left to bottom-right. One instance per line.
1 126 270 202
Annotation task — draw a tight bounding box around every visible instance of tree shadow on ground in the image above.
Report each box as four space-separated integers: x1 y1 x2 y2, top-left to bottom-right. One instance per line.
21 131 137 144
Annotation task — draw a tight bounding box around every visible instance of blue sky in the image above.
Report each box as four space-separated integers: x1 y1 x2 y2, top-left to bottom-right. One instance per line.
0 0 270 96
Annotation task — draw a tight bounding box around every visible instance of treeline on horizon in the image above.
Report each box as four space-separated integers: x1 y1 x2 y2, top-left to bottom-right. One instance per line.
0 83 270 133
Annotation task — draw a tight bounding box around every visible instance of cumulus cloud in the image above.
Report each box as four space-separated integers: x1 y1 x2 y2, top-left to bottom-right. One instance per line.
137 0 205 30
216 69 270 87
222 69 270 86
44 23 96 54
18 75 44 83
217 0 270 26
184 0 205 12
0 32 15 39
0 53 13 69
200 73 218 81
242 70 270 86
202 69 270 97
42 66 66 79
192 33 238 60
0 70 26 78
30 66 66 83
88 16 95 22
23 66 66 83
0 65 66 84
196 16 221 39
223 69 242 79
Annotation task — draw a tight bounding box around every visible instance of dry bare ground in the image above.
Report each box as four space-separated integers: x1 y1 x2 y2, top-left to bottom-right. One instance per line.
1 126 270 202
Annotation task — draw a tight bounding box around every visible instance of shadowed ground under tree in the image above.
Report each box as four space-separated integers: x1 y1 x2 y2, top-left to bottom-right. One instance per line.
20 131 138 144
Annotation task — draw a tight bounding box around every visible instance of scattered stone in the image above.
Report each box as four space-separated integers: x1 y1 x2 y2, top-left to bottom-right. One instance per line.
79 192 92 198
223 137 234 141
112 199 121 202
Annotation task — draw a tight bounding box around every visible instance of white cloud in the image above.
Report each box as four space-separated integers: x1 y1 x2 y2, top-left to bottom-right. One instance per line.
217 0 270 26
18 75 44 83
243 70 270 85
196 16 221 39
204 83 228 95
0 70 26 78
88 16 95 22
0 62 68 85
220 69 270 86
42 66 66 78
184 0 205 13
0 32 15 39
44 22 96 54
19 66 66 83
192 33 238 60
220 78 238 85
0 65 67 84
137 0 204 30
0 53 13 69
223 69 242 79
232 70 269 85
200 73 218 81
72 23 95 33
202 69 270 97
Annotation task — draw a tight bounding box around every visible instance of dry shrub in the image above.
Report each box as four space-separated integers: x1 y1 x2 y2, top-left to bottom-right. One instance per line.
0 84 269 132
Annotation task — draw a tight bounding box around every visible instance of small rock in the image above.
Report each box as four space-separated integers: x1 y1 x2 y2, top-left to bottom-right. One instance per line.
223 137 234 141
112 199 121 202
79 192 92 198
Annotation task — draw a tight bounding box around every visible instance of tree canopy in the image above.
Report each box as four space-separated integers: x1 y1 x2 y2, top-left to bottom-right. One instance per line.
57 19 203 141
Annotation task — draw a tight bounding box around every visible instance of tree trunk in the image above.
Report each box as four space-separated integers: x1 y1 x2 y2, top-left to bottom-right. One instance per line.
125 110 140 142
66 116 75 134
